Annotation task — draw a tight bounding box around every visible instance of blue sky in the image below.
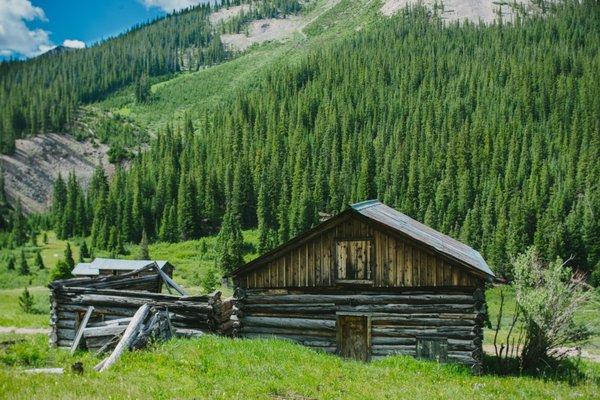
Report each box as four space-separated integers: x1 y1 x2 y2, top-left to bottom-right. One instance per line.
0 0 211 59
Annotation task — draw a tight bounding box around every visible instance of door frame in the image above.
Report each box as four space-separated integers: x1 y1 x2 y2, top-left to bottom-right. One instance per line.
336 312 372 361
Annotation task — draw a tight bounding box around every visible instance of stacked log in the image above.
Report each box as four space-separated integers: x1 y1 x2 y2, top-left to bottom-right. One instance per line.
235 288 485 370
49 279 223 349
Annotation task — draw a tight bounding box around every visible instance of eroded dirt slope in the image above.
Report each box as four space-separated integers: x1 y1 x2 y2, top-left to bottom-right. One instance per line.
1 134 112 214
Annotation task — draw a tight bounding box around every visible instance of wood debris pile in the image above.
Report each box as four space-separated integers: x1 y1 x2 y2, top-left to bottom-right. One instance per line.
49 262 234 358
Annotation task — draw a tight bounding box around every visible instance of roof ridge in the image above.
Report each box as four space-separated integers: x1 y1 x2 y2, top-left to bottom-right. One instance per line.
350 199 381 211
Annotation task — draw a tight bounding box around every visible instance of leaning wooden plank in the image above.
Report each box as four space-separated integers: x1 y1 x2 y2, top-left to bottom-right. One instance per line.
153 263 187 296
96 304 150 372
70 306 94 355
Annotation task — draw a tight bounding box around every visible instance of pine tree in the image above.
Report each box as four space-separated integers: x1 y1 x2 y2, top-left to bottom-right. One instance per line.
10 200 27 246
177 173 195 241
79 240 90 261
18 249 29 275
138 229 150 259
216 199 244 274
42 232 48 244
64 242 75 270
200 267 221 293
18 288 34 313
52 174 67 235
50 260 72 281
35 251 44 269
6 254 15 271
135 73 151 103
108 226 121 257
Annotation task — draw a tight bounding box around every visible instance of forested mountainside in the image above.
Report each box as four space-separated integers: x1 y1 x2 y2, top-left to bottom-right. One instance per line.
45 1 599 277
0 0 301 154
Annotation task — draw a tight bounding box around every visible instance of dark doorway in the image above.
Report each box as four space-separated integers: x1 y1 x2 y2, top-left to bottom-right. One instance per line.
337 314 370 361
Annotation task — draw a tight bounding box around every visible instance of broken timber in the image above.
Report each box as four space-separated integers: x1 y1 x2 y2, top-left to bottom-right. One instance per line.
49 263 233 352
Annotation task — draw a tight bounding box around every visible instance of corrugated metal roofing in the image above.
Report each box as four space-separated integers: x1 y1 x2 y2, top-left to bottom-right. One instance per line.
352 200 494 278
71 258 170 276
72 263 97 276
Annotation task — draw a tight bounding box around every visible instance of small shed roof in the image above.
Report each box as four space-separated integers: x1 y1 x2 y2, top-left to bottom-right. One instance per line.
230 200 494 280
72 258 170 276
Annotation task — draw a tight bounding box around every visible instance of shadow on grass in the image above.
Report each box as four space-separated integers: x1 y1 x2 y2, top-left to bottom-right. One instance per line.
483 354 600 386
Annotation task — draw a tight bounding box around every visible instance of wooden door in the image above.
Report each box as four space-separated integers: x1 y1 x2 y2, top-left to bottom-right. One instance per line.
337 315 370 361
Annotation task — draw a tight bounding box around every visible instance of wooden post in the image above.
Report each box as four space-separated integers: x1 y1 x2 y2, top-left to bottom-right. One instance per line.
70 306 94 355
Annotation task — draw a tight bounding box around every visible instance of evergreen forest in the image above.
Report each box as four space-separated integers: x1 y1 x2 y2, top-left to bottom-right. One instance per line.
3 1 600 280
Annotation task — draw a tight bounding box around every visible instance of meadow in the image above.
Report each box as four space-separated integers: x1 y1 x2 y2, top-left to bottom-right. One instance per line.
0 334 599 399
0 229 599 398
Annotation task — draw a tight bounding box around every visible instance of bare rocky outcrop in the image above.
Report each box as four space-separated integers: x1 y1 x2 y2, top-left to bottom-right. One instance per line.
0 133 113 214
381 0 536 23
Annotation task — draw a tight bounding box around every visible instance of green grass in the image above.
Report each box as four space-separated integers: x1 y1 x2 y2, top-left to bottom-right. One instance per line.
0 287 49 328
0 231 81 289
0 334 598 399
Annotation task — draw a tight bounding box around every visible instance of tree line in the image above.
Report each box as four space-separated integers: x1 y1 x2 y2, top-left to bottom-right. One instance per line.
49 2 599 279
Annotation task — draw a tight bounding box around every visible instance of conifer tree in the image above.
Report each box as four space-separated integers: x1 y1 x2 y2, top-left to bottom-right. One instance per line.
35 251 44 269
50 260 72 281
18 249 29 275
139 229 150 259
177 173 195 241
11 200 27 246
79 240 89 262
18 288 34 313
64 242 75 270
6 254 15 271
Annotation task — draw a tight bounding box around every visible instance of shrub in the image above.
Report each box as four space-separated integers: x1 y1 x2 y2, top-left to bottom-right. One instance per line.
50 260 73 281
200 267 221 293
18 288 34 313
18 250 29 275
513 247 594 371
6 254 15 271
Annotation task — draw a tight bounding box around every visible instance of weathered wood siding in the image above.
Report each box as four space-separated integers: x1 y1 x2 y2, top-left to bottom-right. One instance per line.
234 287 485 370
240 215 483 289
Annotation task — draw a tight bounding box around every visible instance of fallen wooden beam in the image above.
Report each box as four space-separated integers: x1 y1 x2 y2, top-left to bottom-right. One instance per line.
24 368 64 374
154 263 187 296
96 304 150 372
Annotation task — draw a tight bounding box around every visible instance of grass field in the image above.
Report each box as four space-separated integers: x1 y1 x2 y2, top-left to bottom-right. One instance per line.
0 287 49 328
0 334 598 399
0 229 598 398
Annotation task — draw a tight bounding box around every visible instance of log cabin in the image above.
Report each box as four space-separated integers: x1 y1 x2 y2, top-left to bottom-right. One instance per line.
229 200 495 372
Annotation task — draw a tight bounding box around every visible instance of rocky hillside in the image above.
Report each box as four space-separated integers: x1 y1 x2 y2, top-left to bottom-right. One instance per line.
0 134 112 214
0 0 551 214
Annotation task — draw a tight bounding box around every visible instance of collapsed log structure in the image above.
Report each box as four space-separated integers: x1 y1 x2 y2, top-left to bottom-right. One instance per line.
50 262 234 352
229 200 495 372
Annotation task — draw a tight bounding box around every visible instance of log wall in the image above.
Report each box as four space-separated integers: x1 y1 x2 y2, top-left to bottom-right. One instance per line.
233 287 486 372
240 215 484 289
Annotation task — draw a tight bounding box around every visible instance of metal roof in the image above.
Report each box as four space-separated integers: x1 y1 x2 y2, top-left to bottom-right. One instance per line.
72 258 170 276
351 200 494 278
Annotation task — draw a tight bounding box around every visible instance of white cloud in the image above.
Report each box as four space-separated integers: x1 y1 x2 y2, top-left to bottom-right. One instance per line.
63 39 85 49
0 0 54 57
140 0 209 13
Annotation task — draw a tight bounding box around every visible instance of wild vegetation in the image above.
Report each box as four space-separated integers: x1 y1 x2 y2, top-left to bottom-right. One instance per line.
0 334 598 399
42 1 600 279
0 0 302 154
